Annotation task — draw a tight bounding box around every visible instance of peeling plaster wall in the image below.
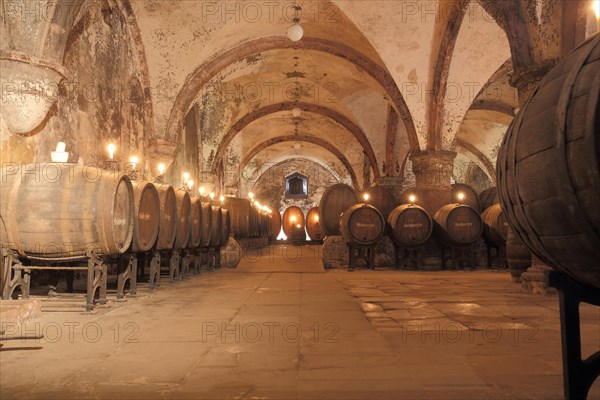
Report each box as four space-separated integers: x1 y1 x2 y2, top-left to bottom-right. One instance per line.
251 158 339 217
1 2 150 171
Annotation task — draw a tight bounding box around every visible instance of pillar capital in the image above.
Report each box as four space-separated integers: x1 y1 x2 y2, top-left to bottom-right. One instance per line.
410 150 456 189
510 59 558 106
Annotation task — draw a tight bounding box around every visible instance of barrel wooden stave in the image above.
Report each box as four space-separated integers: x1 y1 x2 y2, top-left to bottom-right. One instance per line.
506 228 532 283
282 206 305 238
187 198 202 248
318 184 358 236
433 204 483 247
209 206 222 247
364 185 397 221
174 190 192 249
387 204 433 247
200 202 212 247
220 209 231 247
481 204 509 246
340 204 385 246
131 181 161 252
269 211 282 239
154 184 178 251
224 197 250 238
478 187 499 211
497 35 600 289
306 207 323 241
0 163 134 259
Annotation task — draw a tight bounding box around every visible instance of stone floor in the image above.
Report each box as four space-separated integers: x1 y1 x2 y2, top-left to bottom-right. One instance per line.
1 246 599 400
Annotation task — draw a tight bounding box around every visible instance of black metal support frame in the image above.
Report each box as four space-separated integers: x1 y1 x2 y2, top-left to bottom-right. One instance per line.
546 270 600 400
394 245 424 270
348 244 375 271
441 244 476 270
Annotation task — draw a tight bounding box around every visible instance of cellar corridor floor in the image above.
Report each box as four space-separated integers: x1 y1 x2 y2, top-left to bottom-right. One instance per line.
1 246 599 400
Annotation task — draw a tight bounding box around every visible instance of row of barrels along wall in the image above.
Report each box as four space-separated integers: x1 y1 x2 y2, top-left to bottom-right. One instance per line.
0 163 231 261
268 206 323 241
222 197 272 240
319 182 521 270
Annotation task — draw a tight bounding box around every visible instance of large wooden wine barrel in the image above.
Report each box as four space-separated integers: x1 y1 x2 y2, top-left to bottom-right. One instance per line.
481 204 508 246
306 207 323 241
340 204 385 246
497 35 600 289
154 184 178 250
319 184 358 236
224 197 251 238
220 209 231 247
433 204 483 247
387 204 433 247
478 187 499 211
364 185 396 221
506 228 532 283
200 202 212 247
282 206 305 238
451 183 481 212
187 198 202 248
269 210 282 239
209 206 222 247
249 204 260 238
131 181 161 252
174 190 192 249
0 163 134 259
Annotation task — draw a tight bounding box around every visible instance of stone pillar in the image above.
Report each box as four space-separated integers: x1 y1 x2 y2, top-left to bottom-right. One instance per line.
509 60 558 295
409 150 456 215
374 176 404 203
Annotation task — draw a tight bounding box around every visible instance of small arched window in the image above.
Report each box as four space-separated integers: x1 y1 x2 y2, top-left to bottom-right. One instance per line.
285 172 308 198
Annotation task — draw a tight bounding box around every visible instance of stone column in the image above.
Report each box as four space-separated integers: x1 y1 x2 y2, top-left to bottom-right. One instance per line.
509 60 558 295
409 150 456 215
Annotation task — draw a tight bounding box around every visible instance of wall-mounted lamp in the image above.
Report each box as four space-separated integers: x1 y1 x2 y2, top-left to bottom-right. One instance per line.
107 143 116 160
219 195 225 204
457 192 465 204
209 192 215 200
51 142 69 163
157 163 165 176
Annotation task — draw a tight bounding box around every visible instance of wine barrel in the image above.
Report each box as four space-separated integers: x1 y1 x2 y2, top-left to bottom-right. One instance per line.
0 163 134 259
481 204 508 246
433 204 483 247
209 206 222 247
174 190 192 249
270 211 282 239
200 202 212 247
220 209 231 247
451 183 481 212
223 197 250 238
131 181 160 252
306 207 323 241
506 228 531 283
154 184 177 251
319 184 359 236
339 204 385 246
187 198 202 248
249 204 259 238
364 185 397 221
497 35 600 289
282 206 305 238
387 204 433 247
478 187 499 211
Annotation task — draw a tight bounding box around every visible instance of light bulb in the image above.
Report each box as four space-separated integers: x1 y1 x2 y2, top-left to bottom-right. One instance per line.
219 195 225 203
129 155 139 170
199 187 205 196
363 193 370 202
188 180 194 189
457 193 465 203
292 107 302 118
158 163 165 175
107 143 116 160
183 172 190 183
409 195 416 204
314 215 319 222
209 192 215 199
248 192 254 199
594 1 600 19
287 23 303 41
291 216 297 223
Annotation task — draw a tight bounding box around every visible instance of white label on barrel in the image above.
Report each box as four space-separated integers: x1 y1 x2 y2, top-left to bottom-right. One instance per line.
356 222 375 228
404 223 423 228
114 218 127 225
455 222 473 227
139 213 151 221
